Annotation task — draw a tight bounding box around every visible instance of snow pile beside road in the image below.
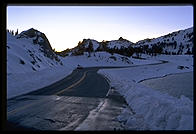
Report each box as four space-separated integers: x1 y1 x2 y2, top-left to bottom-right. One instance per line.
151 54 193 68
99 56 193 84
114 79 193 130
62 52 133 67
61 52 161 68
7 66 73 99
98 55 193 130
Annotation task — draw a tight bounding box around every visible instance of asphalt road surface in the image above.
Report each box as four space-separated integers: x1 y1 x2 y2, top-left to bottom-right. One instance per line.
22 67 110 97
7 61 168 131
7 67 128 131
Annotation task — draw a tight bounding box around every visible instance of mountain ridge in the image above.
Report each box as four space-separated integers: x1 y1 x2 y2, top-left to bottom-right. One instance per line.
8 26 193 63
7 29 63 74
56 26 193 57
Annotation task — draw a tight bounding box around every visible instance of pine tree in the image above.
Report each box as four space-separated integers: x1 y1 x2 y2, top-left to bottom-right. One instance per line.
87 41 93 57
15 29 18 36
11 30 14 35
174 41 177 49
78 41 82 46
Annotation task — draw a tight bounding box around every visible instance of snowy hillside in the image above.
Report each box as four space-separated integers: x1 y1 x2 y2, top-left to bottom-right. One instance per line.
136 27 193 47
7 28 160 99
135 27 193 55
7 27 193 100
7 28 63 74
7 29 70 99
70 39 100 56
80 39 100 51
61 52 134 67
59 37 134 57
7 26 193 130
57 27 193 58
107 37 134 49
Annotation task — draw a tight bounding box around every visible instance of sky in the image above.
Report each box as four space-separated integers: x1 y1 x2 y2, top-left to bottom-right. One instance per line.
7 6 193 51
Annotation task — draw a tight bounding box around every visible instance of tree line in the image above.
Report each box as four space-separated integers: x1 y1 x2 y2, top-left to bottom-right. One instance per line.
56 38 193 58
7 29 19 36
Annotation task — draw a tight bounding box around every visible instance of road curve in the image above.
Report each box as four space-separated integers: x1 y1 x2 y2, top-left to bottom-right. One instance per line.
7 67 119 130
18 67 110 98
7 60 168 130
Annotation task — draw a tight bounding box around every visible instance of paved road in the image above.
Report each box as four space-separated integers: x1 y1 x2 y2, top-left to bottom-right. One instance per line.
7 61 167 131
7 67 128 131
22 67 110 97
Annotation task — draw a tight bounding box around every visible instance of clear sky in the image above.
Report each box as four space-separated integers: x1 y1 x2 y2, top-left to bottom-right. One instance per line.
7 6 193 51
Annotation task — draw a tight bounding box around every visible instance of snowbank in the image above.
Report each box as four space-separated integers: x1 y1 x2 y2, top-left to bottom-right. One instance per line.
7 65 73 99
140 72 193 101
61 52 161 68
61 52 133 67
98 55 193 130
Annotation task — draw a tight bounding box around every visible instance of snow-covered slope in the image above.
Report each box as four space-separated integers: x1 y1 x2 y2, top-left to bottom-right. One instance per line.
81 39 100 51
107 37 134 49
7 28 63 74
135 27 193 54
70 39 100 56
6 28 157 99
62 37 134 57
59 27 193 58
7 26 193 100
61 52 134 68
7 29 71 99
136 27 193 46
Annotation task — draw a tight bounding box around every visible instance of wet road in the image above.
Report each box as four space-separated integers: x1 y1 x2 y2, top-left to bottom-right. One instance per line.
23 67 110 97
7 61 167 131
7 67 127 131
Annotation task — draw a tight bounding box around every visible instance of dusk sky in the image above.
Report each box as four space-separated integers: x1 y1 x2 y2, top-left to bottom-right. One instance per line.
7 6 193 51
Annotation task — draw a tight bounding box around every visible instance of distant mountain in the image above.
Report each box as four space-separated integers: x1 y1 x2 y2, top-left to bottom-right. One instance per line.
16 28 62 61
134 27 193 55
7 27 193 75
107 37 134 49
57 27 193 58
7 28 63 74
57 37 135 57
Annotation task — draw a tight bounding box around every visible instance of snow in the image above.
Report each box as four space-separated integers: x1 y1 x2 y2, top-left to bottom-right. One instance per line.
99 55 193 84
7 27 194 130
136 27 193 47
107 40 132 49
91 40 100 50
61 52 132 68
140 72 193 100
7 32 60 73
7 66 73 99
61 52 163 68
38 37 44 43
7 41 161 99
37 32 41 36
98 54 193 130
82 39 100 51
135 27 193 54
7 32 72 99
7 32 159 99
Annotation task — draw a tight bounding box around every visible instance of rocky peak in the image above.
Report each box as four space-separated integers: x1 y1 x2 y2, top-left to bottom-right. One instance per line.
16 28 62 63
